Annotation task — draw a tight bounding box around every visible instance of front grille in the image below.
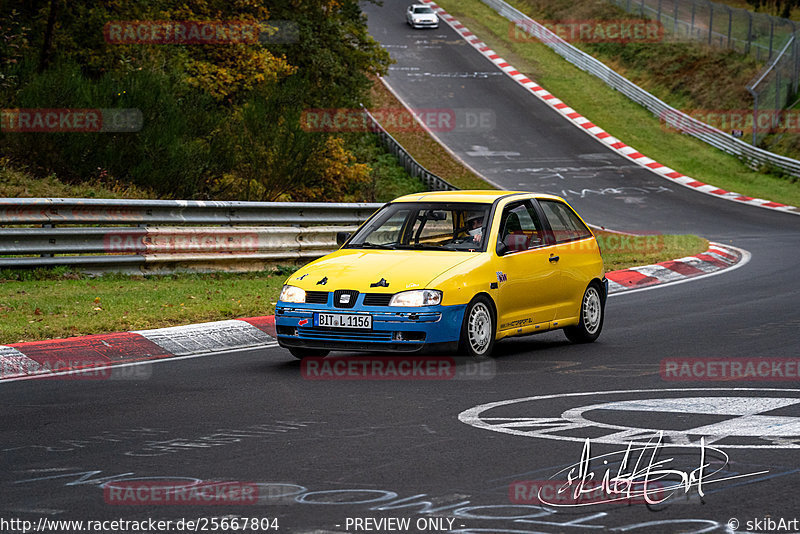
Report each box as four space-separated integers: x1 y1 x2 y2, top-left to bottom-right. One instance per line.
306 291 329 304
298 328 392 342
333 289 359 308
363 293 393 306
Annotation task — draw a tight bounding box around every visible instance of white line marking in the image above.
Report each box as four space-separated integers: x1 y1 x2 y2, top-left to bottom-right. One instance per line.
0 342 279 385
459 387 800 449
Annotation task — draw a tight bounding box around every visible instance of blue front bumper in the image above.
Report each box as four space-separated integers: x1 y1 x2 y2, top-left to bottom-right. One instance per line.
275 298 466 353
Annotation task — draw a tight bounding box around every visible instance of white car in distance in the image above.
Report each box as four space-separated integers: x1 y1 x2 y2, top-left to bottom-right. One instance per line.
406 4 439 29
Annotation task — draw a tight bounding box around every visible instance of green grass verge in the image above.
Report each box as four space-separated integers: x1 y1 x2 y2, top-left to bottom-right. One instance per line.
0 232 708 343
0 160 158 199
435 0 800 206
595 230 708 271
0 268 291 344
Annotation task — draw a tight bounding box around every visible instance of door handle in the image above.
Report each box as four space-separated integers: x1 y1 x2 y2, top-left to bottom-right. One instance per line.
549 255 560 263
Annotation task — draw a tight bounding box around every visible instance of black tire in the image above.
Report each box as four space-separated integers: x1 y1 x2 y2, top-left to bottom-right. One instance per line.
458 295 496 360
564 283 604 344
288 347 330 360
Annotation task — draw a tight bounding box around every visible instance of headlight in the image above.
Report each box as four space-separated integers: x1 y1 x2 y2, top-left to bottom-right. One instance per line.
389 289 442 307
279 285 306 304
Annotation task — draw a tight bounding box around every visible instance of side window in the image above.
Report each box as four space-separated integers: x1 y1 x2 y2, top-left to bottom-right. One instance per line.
498 201 544 253
539 200 592 244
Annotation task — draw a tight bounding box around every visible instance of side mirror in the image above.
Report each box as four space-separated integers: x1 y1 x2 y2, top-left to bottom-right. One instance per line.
336 231 351 246
496 240 507 256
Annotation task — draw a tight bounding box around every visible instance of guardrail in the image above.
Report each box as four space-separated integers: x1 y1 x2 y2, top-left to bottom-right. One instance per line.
0 200 382 273
0 107 460 274
0 198 382 226
480 0 800 177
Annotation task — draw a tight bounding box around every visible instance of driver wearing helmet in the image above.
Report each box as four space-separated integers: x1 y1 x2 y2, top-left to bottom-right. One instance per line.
466 214 484 244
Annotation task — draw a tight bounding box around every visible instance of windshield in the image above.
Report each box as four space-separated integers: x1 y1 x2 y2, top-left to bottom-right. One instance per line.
345 202 491 252
413 7 435 13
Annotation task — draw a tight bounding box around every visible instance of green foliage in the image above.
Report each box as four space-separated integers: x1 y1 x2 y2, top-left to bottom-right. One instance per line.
0 0 402 202
746 0 800 17
1 61 223 197
267 1 392 108
345 133 426 202
211 79 329 201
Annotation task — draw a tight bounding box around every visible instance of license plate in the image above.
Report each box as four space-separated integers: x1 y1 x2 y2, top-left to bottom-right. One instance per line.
314 313 372 329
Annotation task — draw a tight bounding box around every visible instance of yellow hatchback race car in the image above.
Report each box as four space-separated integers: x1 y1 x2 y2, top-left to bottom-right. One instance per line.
275 191 607 359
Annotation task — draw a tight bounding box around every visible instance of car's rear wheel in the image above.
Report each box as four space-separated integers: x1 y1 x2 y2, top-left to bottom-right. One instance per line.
288 347 330 360
459 296 496 359
564 283 604 343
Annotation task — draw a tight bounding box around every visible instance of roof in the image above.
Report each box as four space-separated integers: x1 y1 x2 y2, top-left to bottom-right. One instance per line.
390 190 565 203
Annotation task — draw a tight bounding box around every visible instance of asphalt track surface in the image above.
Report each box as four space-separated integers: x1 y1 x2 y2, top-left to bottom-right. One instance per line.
2 2 800 533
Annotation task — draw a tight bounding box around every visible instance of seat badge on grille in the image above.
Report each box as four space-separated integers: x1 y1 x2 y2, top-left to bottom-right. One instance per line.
339 294 351 304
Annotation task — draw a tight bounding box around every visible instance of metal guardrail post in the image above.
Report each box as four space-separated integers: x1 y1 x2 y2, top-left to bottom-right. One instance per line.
770 19 775 60
746 13 752 55
674 2 679 35
794 35 800 94
776 69 782 125
747 84 760 147
727 7 732 49
708 1 714 45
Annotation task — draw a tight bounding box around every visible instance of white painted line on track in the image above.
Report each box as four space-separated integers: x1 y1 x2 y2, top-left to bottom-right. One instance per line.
0 342 279 385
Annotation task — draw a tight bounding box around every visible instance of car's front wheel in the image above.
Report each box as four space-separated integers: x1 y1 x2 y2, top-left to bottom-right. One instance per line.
288 347 330 360
459 296 496 359
564 283 604 343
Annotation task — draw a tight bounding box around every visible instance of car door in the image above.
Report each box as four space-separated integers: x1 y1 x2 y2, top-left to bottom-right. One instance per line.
536 199 600 321
493 200 561 333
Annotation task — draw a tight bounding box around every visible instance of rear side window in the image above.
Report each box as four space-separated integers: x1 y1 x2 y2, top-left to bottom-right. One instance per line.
539 200 592 244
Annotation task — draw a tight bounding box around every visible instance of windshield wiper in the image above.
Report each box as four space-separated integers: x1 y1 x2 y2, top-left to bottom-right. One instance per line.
345 243 399 250
395 244 443 250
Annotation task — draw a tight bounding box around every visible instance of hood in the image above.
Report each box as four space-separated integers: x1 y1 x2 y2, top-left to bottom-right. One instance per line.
287 249 475 293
